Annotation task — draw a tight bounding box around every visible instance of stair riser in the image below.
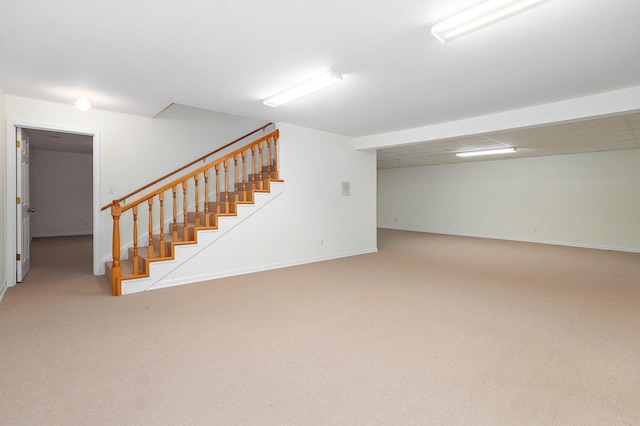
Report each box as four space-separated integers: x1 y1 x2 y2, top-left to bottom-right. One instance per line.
177 227 195 241
110 178 283 292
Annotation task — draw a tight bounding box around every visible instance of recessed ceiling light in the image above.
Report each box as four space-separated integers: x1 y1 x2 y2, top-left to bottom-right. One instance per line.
431 0 552 43
456 147 517 157
263 71 343 107
75 97 92 111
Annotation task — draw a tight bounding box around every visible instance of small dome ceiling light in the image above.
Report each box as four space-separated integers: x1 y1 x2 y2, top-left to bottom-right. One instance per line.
75 97 92 111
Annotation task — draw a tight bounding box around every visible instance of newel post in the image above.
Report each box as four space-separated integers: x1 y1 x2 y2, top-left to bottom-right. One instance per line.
110 200 122 296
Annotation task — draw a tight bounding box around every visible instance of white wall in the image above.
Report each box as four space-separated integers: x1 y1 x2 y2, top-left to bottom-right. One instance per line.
0 85 6 297
4 97 378 288
378 149 640 252
4 96 268 274
157 123 378 284
30 149 93 237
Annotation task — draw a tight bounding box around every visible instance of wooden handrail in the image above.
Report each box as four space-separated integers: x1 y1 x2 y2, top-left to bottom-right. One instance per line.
108 128 280 295
101 123 272 211
119 130 278 214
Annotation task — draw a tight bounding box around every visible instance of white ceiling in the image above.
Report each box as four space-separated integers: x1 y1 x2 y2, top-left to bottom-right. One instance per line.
25 129 93 155
2 0 640 164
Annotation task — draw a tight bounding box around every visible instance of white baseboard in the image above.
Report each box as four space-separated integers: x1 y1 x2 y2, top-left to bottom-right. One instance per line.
33 231 93 238
151 247 379 290
378 226 640 254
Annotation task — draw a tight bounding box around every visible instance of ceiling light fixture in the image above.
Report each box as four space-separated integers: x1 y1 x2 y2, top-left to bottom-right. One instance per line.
431 0 552 43
263 70 343 107
75 97 92 111
456 147 517 157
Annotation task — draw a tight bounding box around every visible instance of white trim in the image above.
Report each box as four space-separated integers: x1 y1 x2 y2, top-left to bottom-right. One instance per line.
32 232 93 238
355 85 640 150
378 226 640 254
5 121 17 288
119 183 287 295
5 120 102 288
148 247 379 291
92 132 102 275
115 182 380 296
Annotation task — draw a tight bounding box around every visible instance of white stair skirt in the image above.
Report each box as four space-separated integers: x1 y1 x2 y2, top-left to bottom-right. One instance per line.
121 181 284 295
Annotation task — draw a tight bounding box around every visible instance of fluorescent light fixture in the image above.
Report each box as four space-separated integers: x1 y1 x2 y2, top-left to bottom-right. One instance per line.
263 70 343 107
75 97 92 111
456 147 517 157
431 0 552 43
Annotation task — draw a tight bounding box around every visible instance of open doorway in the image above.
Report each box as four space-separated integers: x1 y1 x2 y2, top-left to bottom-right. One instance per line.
5 121 101 289
22 129 93 280
26 129 93 238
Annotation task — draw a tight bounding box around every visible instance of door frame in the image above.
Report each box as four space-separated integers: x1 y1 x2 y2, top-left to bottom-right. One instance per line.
16 128 31 282
5 120 102 287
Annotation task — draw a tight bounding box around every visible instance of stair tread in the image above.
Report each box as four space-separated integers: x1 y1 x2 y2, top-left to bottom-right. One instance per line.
108 177 283 291
105 258 134 278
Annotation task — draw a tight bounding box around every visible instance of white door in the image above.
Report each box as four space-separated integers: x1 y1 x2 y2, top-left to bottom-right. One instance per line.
16 128 31 282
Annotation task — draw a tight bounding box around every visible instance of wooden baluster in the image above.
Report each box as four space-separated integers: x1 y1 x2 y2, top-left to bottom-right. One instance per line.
194 174 200 227
215 164 221 215
266 136 273 179
132 205 139 276
273 135 279 179
241 151 247 202
258 141 264 190
148 197 154 260
234 154 239 204
172 186 178 243
159 191 165 258
182 180 189 241
251 145 257 191
204 169 210 227
223 159 230 212
110 201 122 296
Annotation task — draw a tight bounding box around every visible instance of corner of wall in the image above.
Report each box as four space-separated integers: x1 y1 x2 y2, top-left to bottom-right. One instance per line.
140 122 379 291
0 84 7 293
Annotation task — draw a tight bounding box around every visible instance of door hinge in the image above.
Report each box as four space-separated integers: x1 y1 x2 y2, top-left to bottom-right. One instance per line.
16 254 21 261
16 197 21 204
16 140 20 148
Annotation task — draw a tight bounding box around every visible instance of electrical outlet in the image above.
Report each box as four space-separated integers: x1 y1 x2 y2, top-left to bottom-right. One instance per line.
341 181 350 196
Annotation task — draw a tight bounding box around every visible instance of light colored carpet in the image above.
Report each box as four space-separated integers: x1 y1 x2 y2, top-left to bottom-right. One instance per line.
1 230 639 425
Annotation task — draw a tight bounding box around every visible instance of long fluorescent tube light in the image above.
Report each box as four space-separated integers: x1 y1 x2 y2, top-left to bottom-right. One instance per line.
263 71 343 107
431 0 552 43
456 147 517 157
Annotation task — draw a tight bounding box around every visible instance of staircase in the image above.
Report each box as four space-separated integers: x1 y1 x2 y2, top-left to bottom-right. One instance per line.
104 128 282 296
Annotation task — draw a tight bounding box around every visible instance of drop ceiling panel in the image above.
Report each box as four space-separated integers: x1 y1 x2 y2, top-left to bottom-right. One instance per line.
377 111 640 168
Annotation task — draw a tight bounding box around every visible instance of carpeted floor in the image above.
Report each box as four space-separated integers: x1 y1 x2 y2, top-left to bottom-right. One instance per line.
1 230 639 425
